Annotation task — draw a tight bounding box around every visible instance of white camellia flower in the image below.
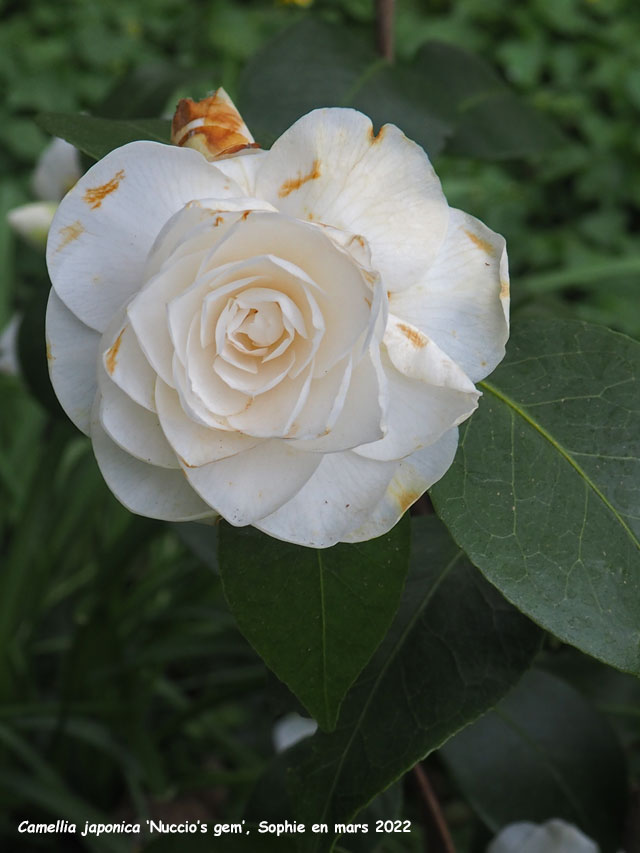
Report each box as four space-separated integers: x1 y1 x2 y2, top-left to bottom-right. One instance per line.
487 820 600 853
45 90 509 547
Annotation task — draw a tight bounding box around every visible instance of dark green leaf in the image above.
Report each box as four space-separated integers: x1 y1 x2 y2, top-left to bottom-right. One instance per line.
431 317 640 675
238 22 561 160
96 62 199 120
441 669 627 853
35 112 171 161
412 41 565 158
237 20 450 157
219 517 410 732
256 516 539 853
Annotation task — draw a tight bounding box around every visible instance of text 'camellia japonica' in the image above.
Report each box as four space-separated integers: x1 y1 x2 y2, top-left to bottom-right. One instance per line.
46 90 509 547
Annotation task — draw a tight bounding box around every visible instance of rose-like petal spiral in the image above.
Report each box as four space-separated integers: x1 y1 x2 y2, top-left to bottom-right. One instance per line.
46 103 509 546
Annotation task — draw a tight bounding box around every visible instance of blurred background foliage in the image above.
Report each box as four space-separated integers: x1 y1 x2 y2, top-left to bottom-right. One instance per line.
1 0 639 850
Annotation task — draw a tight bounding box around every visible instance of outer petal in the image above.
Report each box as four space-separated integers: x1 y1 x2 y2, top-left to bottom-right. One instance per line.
155 377 260 466
389 208 509 382
344 429 459 543
46 290 100 434
91 407 213 521
101 317 157 412
255 108 449 293
255 450 398 548
47 141 244 332
356 320 478 462
97 368 179 469
184 440 321 525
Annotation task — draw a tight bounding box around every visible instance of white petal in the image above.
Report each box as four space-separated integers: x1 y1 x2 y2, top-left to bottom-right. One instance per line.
355 322 478 461
47 141 244 332
488 820 598 853
155 377 259 466
184 440 321 525
255 450 398 548
128 251 206 386
226 366 312 438
389 208 509 382
255 108 449 293
97 368 179 469
290 350 385 451
46 290 100 434
101 317 157 412
91 408 214 521
213 150 269 196
344 429 459 543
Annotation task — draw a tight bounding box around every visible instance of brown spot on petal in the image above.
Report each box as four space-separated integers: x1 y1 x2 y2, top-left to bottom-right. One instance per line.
278 159 321 198
56 220 84 252
83 170 125 210
368 124 387 144
389 483 421 514
500 279 510 299
46 340 54 362
178 455 197 469
397 322 428 348
241 210 251 221
464 229 496 256
105 327 125 375
214 216 224 227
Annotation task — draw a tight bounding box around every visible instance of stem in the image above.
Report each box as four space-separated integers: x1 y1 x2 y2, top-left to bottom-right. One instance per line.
413 763 456 853
375 0 395 62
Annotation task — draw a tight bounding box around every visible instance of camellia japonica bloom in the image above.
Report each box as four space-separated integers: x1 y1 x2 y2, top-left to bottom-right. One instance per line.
46 91 509 548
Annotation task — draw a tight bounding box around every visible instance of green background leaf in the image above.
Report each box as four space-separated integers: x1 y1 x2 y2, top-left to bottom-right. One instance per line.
35 113 171 161
431 317 640 675
441 669 627 853
218 516 411 732
257 516 540 853
237 20 562 160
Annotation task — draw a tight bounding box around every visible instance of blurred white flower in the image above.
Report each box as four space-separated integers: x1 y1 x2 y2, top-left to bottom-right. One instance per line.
8 137 81 251
273 713 318 752
7 201 58 250
32 137 82 202
488 819 600 853
45 90 509 546
0 314 21 376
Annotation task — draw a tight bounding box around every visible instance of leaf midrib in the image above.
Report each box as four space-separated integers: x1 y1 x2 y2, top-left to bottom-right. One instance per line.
315 550 465 839
480 379 640 552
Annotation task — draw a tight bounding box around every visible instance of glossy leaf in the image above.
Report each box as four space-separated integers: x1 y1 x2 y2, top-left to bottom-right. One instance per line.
441 669 627 853
35 112 170 161
237 20 561 159
412 40 565 158
218 516 411 732
237 20 451 156
261 516 540 853
431 318 640 675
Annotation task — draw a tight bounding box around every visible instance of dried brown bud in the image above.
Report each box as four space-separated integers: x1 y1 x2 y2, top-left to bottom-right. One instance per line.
170 88 260 161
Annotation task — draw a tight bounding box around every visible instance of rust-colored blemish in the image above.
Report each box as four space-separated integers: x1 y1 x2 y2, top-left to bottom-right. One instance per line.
464 229 496 256
178 455 197 469
214 215 224 227
349 234 366 250
278 159 321 198
46 340 54 362
397 322 427 348
83 170 125 210
171 92 257 161
390 485 421 514
241 210 251 221
368 124 387 144
500 279 510 299
105 327 125 375
56 220 84 252
306 210 314 221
